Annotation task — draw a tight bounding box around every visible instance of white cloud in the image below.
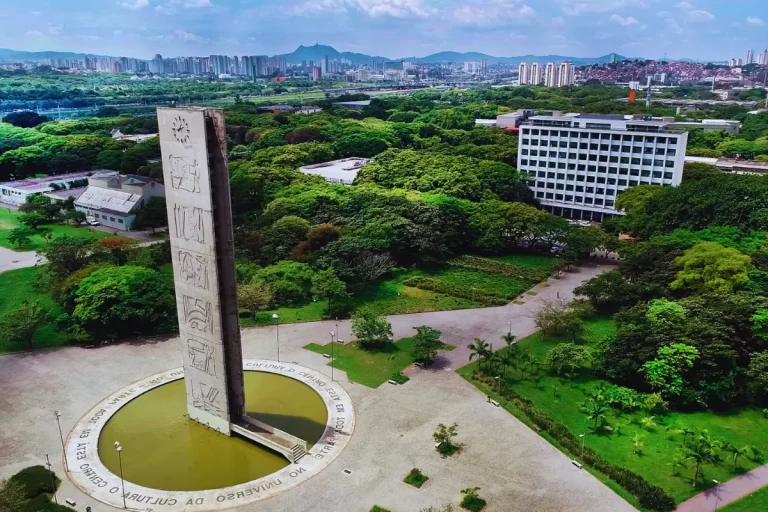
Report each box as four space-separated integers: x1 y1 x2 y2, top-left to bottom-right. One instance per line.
688 9 714 21
155 4 178 14
557 0 647 16
292 0 435 18
452 0 536 26
78 35 101 40
48 24 63 35
154 29 206 42
170 0 213 7
117 0 149 10
609 13 638 26
25 30 44 37
746 16 764 25
551 16 565 26
675 1 693 9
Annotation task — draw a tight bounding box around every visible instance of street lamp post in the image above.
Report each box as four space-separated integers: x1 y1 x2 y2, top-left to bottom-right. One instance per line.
712 480 721 511
329 331 335 382
272 313 280 362
495 375 501 394
53 411 68 471
579 433 586 460
506 321 512 336
45 454 58 504
114 442 127 509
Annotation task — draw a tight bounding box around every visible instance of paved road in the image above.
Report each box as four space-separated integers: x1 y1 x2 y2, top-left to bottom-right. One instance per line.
676 463 768 511
243 261 610 370
0 246 40 273
0 260 632 512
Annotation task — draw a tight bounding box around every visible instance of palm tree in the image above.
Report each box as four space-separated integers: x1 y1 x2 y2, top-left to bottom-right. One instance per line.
501 333 516 347
583 397 609 431
522 352 538 379
640 416 657 431
676 425 696 447
631 433 645 455
468 338 491 371
497 349 516 377
668 454 688 476
726 444 753 471
682 435 721 487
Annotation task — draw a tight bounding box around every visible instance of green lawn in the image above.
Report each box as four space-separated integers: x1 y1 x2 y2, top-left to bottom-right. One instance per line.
304 337 420 388
488 253 560 271
0 209 122 252
0 266 68 352
720 485 768 511
458 317 768 504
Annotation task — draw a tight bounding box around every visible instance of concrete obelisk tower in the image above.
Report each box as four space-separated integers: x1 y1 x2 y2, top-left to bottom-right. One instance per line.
157 107 245 435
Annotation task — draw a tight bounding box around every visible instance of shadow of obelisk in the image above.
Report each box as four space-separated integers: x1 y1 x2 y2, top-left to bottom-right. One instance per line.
157 107 245 435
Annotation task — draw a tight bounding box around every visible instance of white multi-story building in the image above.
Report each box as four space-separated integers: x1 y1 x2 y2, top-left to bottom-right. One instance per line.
530 62 542 85
747 49 754 65
557 62 575 87
517 113 688 221
544 62 558 87
518 62 530 85
759 50 768 66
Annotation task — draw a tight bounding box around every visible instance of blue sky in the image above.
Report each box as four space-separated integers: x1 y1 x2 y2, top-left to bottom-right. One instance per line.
0 0 765 60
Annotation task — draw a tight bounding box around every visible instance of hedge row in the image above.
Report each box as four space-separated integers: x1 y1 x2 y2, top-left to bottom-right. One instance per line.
446 255 553 283
471 372 675 512
402 277 508 306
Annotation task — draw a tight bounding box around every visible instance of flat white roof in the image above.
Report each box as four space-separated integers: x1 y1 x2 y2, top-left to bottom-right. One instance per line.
75 186 141 214
299 158 370 183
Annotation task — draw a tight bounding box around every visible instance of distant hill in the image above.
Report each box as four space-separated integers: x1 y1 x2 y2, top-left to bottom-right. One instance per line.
0 44 636 66
0 48 108 63
274 44 391 65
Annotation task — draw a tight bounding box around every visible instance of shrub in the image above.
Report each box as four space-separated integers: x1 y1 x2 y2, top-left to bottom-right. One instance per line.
403 468 429 488
460 488 486 512
391 372 410 384
9 466 58 499
469 371 675 511
447 255 554 282
370 507 391 512
403 277 507 306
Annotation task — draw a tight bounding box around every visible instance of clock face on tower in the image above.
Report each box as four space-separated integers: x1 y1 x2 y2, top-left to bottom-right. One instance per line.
172 115 191 144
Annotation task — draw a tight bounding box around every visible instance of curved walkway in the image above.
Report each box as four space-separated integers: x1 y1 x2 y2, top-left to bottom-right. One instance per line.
676 464 768 511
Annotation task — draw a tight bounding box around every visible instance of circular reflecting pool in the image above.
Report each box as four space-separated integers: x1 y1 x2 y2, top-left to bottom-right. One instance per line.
97 371 328 491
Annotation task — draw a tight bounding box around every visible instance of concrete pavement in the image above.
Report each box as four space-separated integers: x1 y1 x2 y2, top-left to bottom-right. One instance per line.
0 260 632 512
676 463 768 511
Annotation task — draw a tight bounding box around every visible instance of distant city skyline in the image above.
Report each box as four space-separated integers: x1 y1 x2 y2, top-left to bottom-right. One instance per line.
0 0 766 62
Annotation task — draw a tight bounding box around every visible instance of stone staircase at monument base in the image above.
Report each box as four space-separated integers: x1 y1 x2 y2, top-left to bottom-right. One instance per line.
232 416 308 463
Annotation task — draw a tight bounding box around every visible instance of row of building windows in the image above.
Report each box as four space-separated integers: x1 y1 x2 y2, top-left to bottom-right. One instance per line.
535 182 616 194
521 146 677 156
92 212 124 223
521 129 677 144
530 170 674 181
520 139 677 150
535 191 616 206
521 159 676 170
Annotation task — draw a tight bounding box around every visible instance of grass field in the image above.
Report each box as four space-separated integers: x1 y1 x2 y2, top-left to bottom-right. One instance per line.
488 254 560 271
0 209 121 252
304 337 420 388
720 486 768 511
242 256 554 327
458 317 768 504
0 266 68 352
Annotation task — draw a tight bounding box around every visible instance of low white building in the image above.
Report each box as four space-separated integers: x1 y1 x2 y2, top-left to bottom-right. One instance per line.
74 174 165 230
299 158 370 185
0 170 117 207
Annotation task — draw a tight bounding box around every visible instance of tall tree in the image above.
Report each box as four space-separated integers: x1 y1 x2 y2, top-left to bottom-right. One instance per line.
0 301 49 349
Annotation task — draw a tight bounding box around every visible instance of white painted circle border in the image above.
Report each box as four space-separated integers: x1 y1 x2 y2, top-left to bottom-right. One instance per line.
65 360 355 511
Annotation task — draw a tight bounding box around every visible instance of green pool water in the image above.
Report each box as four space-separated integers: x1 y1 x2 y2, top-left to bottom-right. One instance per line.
97 372 328 491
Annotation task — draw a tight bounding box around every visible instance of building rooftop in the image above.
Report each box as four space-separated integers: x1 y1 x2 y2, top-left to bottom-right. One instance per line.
333 100 372 107
75 186 142 214
299 157 370 184
0 170 117 194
